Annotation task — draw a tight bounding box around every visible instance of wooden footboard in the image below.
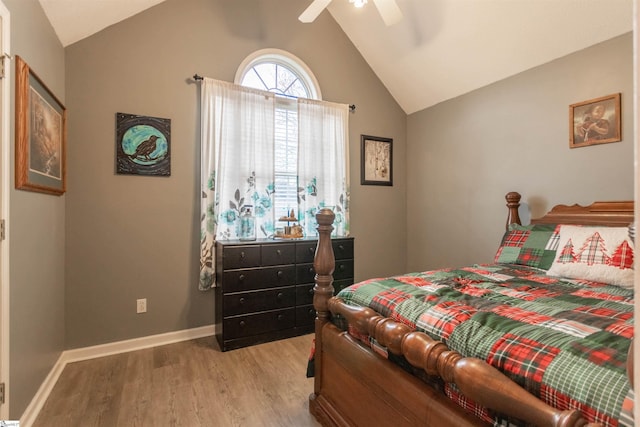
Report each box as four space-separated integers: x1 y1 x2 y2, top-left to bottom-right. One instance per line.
310 192 634 427
325 300 593 427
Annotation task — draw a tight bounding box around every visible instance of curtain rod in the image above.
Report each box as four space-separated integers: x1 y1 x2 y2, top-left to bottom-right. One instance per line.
192 74 356 112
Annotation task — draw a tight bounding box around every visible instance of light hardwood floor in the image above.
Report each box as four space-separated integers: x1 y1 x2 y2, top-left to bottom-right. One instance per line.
33 334 322 427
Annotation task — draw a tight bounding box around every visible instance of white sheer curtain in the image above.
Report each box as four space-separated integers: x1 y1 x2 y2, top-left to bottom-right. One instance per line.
199 78 276 290
297 98 350 237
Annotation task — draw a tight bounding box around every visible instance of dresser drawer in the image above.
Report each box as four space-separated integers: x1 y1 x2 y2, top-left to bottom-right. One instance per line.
296 283 315 305
332 239 354 260
296 305 316 327
224 286 296 316
296 278 354 305
222 246 261 270
223 308 295 339
262 243 295 266
296 263 316 284
223 266 296 292
334 260 354 280
296 242 317 263
296 260 353 283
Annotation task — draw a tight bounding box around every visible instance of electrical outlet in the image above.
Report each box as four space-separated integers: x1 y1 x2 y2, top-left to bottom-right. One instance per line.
136 298 147 314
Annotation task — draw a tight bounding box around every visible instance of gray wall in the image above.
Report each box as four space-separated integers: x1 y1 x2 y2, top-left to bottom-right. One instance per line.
4 0 66 418
64 0 407 349
406 33 633 272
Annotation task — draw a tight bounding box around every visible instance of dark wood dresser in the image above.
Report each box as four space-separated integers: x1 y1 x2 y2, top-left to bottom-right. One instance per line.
215 237 355 351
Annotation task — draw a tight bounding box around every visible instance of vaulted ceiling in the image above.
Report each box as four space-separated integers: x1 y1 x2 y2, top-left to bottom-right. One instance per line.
39 0 633 114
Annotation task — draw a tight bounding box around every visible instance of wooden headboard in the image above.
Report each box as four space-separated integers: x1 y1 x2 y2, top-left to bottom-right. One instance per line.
506 191 634 228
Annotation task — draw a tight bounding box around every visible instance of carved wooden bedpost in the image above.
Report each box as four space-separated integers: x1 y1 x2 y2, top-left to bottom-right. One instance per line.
506 191 522 229
311 209 335 398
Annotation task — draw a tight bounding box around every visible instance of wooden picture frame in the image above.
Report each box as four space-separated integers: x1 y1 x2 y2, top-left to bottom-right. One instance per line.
569 93 621 148
15 55 67 195
361 135 392 186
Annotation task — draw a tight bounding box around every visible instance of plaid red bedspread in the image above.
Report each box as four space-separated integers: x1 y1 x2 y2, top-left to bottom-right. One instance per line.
335 263 634 427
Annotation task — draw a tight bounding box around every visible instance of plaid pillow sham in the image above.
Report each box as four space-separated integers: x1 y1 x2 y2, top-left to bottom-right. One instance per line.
494 223 559 270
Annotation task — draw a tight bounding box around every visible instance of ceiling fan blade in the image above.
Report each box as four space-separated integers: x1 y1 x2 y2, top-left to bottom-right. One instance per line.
299 0 333 23
372 0 402 26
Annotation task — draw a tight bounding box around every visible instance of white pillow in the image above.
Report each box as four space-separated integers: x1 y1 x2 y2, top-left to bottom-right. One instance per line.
546 225 634 289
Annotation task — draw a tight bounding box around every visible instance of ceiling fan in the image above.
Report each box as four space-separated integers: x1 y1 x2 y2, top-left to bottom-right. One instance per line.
299 0 403 26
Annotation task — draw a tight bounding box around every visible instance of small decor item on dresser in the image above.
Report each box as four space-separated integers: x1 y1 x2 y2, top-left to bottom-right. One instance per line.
238 205 256 241
275 209 304 239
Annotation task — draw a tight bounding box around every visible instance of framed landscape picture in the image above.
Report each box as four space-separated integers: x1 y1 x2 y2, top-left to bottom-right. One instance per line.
361 135 392 186
15 55 66 195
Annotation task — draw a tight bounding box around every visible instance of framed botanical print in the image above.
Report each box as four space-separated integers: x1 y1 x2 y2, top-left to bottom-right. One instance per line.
361 135 392 186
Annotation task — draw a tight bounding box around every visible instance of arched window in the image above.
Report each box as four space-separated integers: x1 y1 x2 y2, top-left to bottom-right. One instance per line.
235 49 321 99
236 49 322 219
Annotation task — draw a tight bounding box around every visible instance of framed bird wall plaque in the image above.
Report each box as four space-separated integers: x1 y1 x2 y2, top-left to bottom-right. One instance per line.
15 55 67 195
116 112 171 176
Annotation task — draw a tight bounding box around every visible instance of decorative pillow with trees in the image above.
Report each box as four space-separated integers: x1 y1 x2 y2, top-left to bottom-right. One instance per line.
546 225 634 289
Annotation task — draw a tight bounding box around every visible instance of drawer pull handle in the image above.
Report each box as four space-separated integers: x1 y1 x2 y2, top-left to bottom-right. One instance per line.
308 247 315 253
308 267 314 273
239 320 246 327
277 292 284 299
338 245 344 251
309 288 314 294
240 251 245 259
238 274 245 282
239 298 245 305
277 314 284 321
339 265 345 271
276 249 282 256
277 270 283 278
308 309 315 315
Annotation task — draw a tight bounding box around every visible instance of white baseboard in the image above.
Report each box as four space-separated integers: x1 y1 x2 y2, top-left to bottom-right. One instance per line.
18 354 66 427
62 324 215 364
19 325 215 427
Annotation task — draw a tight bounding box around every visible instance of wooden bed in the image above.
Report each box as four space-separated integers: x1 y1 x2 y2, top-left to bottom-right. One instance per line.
309 191 634 427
